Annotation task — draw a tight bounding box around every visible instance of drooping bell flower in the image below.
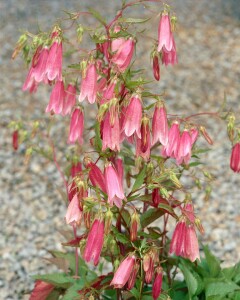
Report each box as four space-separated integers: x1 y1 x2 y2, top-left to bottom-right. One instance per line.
157 13 174 52
102 104 120 152
136 116 151 161
121 95 142 139
12 130 19 151
33 47 49 83
152 102 168 146
46 37 63 81
71 161 82 178
101 79 117 104
143 248 158 284
22 46 49 92
182 202 195 223
127 261 140 290
65 194 82 226
176 129 192 165
45 80 65 114
152 267 163 300
162 39 178 66
110 255 136 288
83 218 105 266
111 26 125 52
30 280 54 300
68 108 84 145
111 39 135 72
104 163 125 208
230 142 240 173
163 121 180 158
153 54 160 81
169 219 200 262
190 127 199 145
79 63 97 104
87 162 107 193
112 157 124 185
62 84 76 116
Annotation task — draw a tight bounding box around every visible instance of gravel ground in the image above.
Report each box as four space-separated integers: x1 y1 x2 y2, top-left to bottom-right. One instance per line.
0 0 240 299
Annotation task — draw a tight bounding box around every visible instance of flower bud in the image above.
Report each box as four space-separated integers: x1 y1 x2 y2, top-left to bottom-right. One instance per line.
127 261 140 290
152 267 163 300
227 114 235 142
169 171 182 189
12 130 19 151
200 126 213 145
76 24 84 43
130 212 140 242
104 209 113 235
230 142 240 173
152 54 160 81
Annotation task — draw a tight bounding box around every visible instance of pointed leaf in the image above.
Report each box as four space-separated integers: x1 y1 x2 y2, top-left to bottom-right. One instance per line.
203 245 221 277
131 165 146 192
140 208 164 228
32 273 74 288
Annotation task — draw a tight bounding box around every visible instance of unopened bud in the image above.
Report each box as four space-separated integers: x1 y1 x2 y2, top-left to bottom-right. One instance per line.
169 171 182 189
203 170 213 180
160 187 170 199
195 178 202 189
12 33 28 59
12 130 19 151
77 25 84 43
227 114 235 142
143 254 150 272
97 103 109 123
204 185 212 202
200 126 213 145
195 218 205 235
104 209 113 235
83 207 91 229
130 212 140 242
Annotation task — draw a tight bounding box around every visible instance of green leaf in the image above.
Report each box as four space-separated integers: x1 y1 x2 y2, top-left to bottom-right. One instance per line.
61 281 85 300
130 287 141 298
188 161 204 167
88 8 106 26
205 280 239 299
46 290 61 300
131 165 146 192
140 208 164 228
179 260 203 297
118 17 151 23
203 245 221 277
32 273 74 288
112 227 129 244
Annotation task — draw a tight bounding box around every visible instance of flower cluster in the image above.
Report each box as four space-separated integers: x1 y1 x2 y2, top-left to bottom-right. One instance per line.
15 2 236 299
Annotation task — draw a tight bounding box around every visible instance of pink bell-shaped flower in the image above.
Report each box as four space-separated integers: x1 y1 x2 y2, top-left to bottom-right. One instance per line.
102 109 120 152
33 47 49 83
111 39 135 72
79 63 97 104
176 129 192 165
83 218 105 266
152 103 168 146
30 280 54 300
62 84 76 116
170 219 200 262
87 162 107 193
110 255 136 288
65 194 82 226
152 267 163 300
121 95 142 139
162 39 178 66
104 163 125 208
68 108 84 144
70 161 82 178
157 13 174 52
163 121 180 158
230 142 240 173
136 116 151 161
46 39 63 81
45 80 65 114
153 54 160 81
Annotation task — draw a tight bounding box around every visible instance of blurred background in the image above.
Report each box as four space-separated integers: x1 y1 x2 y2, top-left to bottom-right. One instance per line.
0 0 240 299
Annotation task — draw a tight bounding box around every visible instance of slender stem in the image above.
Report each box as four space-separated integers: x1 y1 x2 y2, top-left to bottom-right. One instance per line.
73 224 79 277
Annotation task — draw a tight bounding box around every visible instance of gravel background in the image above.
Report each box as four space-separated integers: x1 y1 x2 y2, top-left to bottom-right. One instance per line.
0 0 240 299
